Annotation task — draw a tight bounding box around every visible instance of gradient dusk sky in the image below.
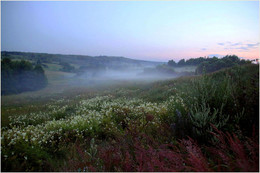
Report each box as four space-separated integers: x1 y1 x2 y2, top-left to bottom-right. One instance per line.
1 1 259 62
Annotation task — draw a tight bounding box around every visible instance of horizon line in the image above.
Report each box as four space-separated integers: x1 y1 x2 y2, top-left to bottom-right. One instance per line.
1 50 258 62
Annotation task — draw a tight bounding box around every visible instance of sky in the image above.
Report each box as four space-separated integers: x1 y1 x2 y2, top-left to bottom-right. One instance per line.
1 1 259 62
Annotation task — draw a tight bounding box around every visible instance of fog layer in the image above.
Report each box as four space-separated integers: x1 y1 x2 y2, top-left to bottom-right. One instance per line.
70 66 178 87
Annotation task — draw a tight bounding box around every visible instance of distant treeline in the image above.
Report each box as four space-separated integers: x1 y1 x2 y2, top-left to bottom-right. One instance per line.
168 55 252 74
1 51 162 72
1 58 48 95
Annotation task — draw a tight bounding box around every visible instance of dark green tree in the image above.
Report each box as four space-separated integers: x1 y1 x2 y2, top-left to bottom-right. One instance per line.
168 60 177 67
178 59 186 66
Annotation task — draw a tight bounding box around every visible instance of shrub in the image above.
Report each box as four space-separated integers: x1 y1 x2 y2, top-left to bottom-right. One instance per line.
1 142 51 171
190 102 229 143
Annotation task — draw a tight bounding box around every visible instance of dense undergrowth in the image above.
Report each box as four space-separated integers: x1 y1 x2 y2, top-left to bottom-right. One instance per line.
1 64 259 171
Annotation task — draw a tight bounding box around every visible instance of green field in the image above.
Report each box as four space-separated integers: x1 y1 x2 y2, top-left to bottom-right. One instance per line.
43 63 62 71
1 64 259 171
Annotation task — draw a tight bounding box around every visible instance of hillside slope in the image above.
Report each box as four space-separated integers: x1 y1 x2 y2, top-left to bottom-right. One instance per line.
1 51 163 69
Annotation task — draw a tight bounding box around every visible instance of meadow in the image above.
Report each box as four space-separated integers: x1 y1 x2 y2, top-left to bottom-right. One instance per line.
1 64 259 171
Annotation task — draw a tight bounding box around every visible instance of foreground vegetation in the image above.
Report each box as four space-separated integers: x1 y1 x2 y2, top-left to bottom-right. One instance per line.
1 64 259 171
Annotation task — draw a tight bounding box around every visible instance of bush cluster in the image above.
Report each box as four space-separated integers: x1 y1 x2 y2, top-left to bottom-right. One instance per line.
1 58 47 95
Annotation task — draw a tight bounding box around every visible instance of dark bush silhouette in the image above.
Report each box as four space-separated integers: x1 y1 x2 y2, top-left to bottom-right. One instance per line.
1 58 48 95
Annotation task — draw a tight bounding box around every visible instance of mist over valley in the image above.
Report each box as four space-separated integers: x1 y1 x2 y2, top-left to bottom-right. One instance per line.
1 1 259 171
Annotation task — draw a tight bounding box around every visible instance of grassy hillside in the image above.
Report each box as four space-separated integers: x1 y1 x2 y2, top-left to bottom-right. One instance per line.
1 64 259 171
1 51 163 69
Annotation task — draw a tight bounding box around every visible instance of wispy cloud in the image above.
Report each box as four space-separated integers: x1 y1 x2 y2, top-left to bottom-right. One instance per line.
235 47 249 50
218 41 259 51
247 43 259 48
231 42 243 46
201 48 207 51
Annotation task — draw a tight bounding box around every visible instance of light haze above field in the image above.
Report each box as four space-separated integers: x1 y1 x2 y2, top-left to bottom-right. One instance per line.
1 1 259 61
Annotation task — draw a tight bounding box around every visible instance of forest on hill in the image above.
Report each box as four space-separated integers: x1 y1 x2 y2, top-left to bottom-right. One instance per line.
141 55 252 76
1 51 162 72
